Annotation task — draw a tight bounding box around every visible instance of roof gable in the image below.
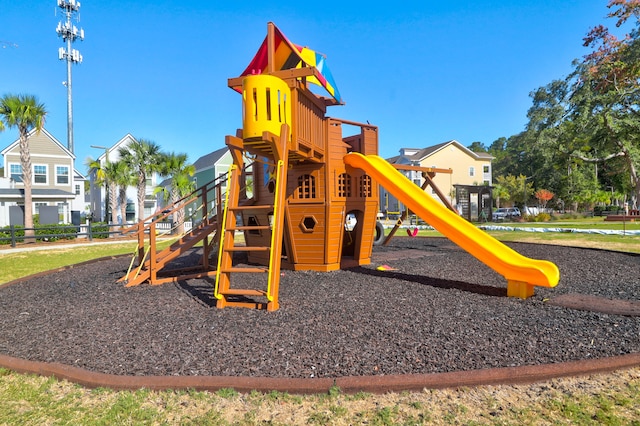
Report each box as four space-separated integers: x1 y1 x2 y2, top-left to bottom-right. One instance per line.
193 147 230 171
97 133 137 162
1 128 74 159
402 140 493 162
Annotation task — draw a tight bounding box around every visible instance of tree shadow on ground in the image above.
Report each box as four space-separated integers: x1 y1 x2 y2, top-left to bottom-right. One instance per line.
174 278 217 307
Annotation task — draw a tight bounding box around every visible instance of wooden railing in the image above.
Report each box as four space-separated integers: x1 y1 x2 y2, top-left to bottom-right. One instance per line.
120 173 229 267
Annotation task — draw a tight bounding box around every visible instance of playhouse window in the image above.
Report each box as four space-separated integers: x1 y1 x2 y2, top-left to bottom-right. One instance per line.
338 173 351 197
297 174 316 199
359 175 372 198
265 88 272 121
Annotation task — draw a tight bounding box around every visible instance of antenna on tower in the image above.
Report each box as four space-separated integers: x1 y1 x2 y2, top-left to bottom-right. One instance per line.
56 0 84 154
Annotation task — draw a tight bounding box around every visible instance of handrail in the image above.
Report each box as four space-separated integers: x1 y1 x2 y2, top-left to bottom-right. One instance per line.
214 165 236 300
266 159 284 302
120 172 230 236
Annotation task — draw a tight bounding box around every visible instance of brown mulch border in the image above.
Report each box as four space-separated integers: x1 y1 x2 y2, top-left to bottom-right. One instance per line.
1 352 639 394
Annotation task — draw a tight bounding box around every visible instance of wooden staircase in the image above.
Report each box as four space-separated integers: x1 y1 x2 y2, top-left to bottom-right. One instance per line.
214 125 289 311
118 176 226 287
122 219 219 287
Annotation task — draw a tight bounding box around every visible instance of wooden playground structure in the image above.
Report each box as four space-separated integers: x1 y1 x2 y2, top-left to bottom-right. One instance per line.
119 22 559 310
120 22 381 311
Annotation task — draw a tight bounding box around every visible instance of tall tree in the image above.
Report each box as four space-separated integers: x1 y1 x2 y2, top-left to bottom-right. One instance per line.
157 152 195 235
118 138 162 222
467 141 487 153
0 94 47 239
113 161 135 226
494 175 534 207
86 156 119 228
517 0 640 209
572 0 640 206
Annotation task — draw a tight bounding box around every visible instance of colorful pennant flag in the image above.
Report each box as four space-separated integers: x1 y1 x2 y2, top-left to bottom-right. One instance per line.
239 24 342 104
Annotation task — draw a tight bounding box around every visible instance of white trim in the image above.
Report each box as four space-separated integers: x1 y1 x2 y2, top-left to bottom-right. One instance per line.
25 153 73 160
4 152 72 161
0 193 75 200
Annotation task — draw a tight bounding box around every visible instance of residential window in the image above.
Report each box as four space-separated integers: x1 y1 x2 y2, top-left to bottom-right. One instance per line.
75 184 81 195
469 166 475 177
483 165 490 174
58 202 67 218
56 166 70 184
10 164 22 182
35 202 47 214
144 201 155 218
34 165 47 184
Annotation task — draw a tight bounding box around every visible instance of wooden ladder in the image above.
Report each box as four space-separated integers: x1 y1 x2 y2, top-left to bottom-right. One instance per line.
213 159 286 311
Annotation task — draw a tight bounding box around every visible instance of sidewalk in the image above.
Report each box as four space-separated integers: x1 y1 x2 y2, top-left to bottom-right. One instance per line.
0 237 142 255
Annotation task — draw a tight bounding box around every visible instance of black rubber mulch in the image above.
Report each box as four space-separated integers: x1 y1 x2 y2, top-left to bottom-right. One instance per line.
1 237 639 379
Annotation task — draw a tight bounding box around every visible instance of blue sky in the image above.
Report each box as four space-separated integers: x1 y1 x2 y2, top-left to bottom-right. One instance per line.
0 1 615 174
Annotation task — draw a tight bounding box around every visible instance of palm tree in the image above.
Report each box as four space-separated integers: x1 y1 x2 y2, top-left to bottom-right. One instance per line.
0 94 47 239
113 161 136 226
118 138 162 222
158 152 195 235
86 156 119 229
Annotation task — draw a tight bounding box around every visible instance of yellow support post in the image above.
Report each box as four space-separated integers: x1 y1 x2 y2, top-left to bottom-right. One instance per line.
507 280 535 299
266 159 284 308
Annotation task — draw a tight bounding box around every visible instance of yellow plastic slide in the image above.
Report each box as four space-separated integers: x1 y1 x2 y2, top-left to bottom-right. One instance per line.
344 153 559 298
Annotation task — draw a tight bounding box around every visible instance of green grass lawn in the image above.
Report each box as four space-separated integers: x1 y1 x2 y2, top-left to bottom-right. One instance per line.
1 223 639 424
0 239 177 284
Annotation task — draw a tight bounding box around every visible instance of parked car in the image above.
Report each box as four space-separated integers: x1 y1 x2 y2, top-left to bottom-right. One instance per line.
493 207 521 221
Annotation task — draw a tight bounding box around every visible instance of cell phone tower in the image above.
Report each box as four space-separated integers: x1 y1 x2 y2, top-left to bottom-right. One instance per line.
56 0 84 154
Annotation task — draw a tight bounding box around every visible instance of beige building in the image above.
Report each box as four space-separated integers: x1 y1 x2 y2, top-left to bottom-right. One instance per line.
382 140 493 218
0 128 88 227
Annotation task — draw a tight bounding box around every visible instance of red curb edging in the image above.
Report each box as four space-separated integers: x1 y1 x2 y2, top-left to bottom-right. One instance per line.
548 293 640 316
1 352 638 394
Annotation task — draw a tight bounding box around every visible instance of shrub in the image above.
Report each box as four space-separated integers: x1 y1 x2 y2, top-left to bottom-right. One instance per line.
89 222 110 239
0 224 78 244
0 226 22 245
34 224 78 242
533 212 551 222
